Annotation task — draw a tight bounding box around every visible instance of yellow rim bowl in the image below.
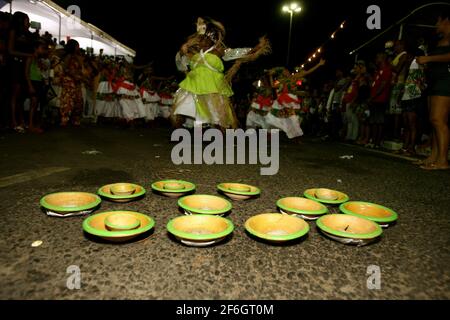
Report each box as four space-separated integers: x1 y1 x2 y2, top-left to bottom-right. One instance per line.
163 182 186 191
315 188 339 200
110 183 137 196
105 212 141 231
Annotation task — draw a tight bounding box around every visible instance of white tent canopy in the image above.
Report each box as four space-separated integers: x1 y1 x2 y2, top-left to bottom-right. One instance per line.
1 0 135 58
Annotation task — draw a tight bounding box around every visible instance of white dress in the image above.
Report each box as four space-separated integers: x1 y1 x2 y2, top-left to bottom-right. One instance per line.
140 88 160 121
95 81 120 118
265 92 303 139
116 81 146 120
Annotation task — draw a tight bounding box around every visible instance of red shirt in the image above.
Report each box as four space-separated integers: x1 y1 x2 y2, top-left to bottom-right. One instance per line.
371 65 392 103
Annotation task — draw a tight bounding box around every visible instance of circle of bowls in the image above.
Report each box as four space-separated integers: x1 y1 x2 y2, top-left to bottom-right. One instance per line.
83 211 155 242
178 194 232 216
277 197 328 220
304 188 349 205
316 214 383 246
40 192 101 215
245 213 310 243
167 215 234 247
151 180 196 198
339 201 398 227
105 212 141 231
217 182 261 201
98 183 146 203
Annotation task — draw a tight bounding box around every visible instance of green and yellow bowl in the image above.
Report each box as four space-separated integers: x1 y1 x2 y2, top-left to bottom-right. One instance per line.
105 212 141 231
110 183 136 196
217 183 261 201
167 215 234 247
178 194 232 216
40 192 101 214
277 197 328 220
245 213 309 243
340 201 398 227
98 183 146 203
304 188 349 205
83 211 154 242
151 180 196 198
316 214 382 245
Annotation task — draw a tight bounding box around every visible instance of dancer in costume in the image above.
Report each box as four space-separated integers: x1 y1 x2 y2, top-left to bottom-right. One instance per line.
172 17 271 129
266 59 326 141
246 75 273 130
94 59 120 120
115 60 146 122
137 67 162 122
158 78 178 120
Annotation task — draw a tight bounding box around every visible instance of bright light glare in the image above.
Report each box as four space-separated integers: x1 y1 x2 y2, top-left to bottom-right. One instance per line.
295 7 302 12
282 6 289 12
290 3 298 10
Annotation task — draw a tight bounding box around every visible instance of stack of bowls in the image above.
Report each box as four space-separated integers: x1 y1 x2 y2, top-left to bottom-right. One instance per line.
97 183 146 203
217 183 261 201
151 180 196 198
83 211 155 242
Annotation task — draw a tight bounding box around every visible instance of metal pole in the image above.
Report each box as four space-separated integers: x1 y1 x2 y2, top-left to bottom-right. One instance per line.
287 11 293 67
398 24 404 40
58 13 61 43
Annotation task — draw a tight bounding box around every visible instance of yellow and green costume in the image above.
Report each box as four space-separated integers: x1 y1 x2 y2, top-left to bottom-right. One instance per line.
172 50 238 128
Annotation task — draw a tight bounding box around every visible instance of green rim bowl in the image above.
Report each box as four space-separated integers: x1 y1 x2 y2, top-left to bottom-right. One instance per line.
277 197 328 217
40 192 101 213
245 213 310 242
316 214 383 240
178 194 232 215
83 211 154 242
98 183 146 201
304 188 349 205
339 201 398 224
167 215 234 242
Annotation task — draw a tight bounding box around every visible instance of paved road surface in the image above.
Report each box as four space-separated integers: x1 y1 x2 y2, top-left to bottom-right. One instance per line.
0 125 449 299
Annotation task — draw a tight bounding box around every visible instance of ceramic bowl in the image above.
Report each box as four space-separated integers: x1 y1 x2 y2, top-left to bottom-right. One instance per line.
167 215 234 247
245 213 309 243
151 180 196 198
316 214 382 246
105 212 141 231
217 183 261 201
82 211 154 242
277 197 328 220
178 195 232 216
97 184 146 203
340 201 398 227
40 192 101 214
315 188 339 201
304 188 349 205
110 183 136 196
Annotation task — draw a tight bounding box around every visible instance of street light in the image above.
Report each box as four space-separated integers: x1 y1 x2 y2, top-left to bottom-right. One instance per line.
282 2 302 67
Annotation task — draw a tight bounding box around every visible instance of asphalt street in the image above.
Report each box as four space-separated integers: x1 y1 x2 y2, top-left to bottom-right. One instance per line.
0 125 449 299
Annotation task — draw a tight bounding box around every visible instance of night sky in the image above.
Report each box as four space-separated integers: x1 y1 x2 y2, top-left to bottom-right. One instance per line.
53 0 445 78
